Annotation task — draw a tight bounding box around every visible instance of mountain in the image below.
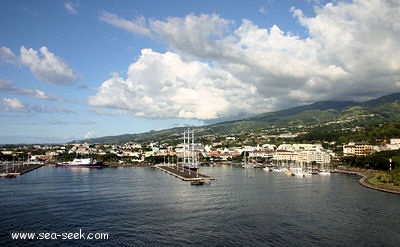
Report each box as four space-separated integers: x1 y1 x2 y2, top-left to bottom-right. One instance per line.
75 92 400 144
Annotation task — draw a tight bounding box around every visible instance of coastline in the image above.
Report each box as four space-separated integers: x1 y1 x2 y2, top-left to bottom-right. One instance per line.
335 169 400 194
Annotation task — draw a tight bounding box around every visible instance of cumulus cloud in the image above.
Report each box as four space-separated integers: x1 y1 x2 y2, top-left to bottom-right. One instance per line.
92 0 400 120
89 49 255 120
2 98 28 112
150 14 233 59
0 47 18 64
20 46 80 85
0 46 80 85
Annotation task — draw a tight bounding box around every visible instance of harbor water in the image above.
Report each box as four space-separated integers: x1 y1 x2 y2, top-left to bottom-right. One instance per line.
1 165 400 246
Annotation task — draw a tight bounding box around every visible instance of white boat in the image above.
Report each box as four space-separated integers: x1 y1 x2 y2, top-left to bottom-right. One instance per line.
319 164 331 175
57 158 102 168
319 171 331 175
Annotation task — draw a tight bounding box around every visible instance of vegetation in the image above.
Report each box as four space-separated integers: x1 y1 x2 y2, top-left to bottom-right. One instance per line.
73 92 400 147
371 168 400 187
341 150 400 170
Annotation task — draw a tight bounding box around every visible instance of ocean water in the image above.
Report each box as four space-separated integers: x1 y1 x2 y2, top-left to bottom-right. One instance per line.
1 165 400 246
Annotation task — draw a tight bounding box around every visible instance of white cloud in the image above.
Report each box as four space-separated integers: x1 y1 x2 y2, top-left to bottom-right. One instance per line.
259 6 267 14
92 0 400 120
0 78 62 100
99 11 152 37
2 98 28 112
150 13 233 59
19 46 80 85
0 47 18 64
84 130 95 139
89 49 252 120
0 46 80 85
63 1 78 14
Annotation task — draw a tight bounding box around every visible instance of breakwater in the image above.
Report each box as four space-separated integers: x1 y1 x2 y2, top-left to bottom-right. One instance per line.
155 164 215 181
0 163 44 177
335 169 400 194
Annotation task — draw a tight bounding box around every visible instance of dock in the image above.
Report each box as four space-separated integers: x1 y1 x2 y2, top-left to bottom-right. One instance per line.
155 164 215 182
0 163 44 177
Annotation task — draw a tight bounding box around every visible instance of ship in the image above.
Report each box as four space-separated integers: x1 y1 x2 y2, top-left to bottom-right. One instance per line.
56 158 102 169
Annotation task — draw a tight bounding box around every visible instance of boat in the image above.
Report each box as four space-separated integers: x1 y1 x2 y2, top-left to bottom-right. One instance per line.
319 164 331 175
242 151 253 168
57 158 102 169
270 166 283 172
4 173 17 178
263 166 270 171
191 180 206 185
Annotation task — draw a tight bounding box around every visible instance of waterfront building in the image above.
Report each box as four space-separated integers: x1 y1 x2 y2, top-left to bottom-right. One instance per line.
272 149 298 162
298 148 331 164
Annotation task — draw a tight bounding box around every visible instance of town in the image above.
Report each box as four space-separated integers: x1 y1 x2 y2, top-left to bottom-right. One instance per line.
1 132 400 168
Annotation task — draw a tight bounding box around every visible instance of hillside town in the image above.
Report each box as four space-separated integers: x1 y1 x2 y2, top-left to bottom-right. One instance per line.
2 136 400 166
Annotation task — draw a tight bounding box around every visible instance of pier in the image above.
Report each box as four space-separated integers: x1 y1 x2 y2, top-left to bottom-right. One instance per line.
0 162 44 177
155 164 215 182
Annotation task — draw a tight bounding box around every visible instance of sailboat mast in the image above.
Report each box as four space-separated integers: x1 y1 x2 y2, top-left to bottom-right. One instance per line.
192 129 195 166
184 129 187 164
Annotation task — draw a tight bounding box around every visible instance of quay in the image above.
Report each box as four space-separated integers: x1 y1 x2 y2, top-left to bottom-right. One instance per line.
0 163 44 177
155 164 215 182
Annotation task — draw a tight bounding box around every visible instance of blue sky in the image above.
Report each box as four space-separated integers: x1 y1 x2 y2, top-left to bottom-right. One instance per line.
0 0 399 144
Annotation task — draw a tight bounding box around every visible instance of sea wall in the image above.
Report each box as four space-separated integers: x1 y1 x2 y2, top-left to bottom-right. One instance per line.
335 169 400 194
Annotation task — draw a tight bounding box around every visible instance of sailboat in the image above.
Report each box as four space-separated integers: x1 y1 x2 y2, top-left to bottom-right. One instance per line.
319 163 331 175
242 151 253 168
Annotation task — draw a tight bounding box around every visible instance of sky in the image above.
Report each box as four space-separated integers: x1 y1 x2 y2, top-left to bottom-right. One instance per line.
0 0 399 144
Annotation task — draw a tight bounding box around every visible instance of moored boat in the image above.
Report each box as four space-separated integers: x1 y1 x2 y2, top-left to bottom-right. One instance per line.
57 158 102 169
191 180 205 185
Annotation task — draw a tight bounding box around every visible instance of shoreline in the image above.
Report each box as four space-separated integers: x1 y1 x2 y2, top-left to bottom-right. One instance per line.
335 169 400 195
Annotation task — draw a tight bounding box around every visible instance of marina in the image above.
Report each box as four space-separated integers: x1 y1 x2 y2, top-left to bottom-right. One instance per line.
1 166 400 246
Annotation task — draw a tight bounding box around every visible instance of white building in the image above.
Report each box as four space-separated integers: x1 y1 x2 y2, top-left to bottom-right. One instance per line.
298 148 331 164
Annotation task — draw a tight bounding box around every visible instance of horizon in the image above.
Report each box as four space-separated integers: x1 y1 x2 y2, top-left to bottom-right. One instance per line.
1 0 400 144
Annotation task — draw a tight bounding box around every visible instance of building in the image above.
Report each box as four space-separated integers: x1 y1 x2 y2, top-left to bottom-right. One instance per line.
343 142 372 156
298 148 331 164
272 150 298 162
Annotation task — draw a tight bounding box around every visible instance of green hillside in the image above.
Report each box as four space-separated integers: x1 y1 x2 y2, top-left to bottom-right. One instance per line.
74 92 400 145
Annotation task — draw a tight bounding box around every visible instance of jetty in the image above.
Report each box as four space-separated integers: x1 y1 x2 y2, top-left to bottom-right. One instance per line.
156 128 214 183
155 164 215 182
0 162 44 178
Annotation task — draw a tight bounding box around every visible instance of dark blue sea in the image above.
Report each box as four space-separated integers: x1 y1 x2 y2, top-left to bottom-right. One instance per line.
1 165 400 246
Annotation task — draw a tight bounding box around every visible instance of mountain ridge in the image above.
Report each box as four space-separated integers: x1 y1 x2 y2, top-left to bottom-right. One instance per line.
75 92 400 144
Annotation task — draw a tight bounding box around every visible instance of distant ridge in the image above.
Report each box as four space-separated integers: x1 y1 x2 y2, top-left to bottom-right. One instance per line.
75 92 400 144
